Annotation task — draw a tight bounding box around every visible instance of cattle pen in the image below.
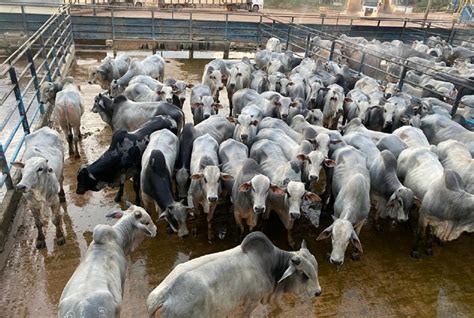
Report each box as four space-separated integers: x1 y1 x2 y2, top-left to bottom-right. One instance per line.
0 2 474 317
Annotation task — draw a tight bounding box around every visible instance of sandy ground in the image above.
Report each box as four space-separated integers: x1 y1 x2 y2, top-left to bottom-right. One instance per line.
0 51 473 317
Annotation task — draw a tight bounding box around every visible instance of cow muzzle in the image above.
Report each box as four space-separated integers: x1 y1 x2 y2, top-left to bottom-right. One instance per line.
253 206 265 214
309 175 319 182
290 211 300 219
16 184 27 192
208 196 218 203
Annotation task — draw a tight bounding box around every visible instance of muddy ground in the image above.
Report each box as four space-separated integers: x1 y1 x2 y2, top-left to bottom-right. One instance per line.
0 51 473 317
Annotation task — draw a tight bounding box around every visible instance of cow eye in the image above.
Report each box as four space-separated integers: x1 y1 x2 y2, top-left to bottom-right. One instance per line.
144 221 150 226
237 73 242 76
203 177 207 183
37 167 43 172
302 273 309 281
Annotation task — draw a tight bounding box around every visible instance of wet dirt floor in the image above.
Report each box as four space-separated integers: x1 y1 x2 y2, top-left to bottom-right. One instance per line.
0 51 473 318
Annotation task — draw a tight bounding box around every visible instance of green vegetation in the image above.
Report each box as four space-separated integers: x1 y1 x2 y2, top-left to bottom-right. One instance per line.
413 0 453 13
264 0 347 10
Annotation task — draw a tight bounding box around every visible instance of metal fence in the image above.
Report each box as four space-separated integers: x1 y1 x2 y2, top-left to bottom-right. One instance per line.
0 4 74 190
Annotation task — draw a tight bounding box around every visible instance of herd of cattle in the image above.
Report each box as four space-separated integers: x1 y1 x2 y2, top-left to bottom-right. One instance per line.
10 34 474 317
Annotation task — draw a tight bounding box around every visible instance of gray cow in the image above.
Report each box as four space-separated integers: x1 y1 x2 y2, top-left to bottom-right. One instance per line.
13 127 65 249
194 114 235 144
147 232 321 318
188 134 233 241
59 205 156 318
202 59 229 103
232 159 285 237
227 61 252 115
250 139 320 247
250 70 268 93
190 84 222 124
317 145 369 265
397 147 474 257
92 94 184 133
218 139 249 195
110 54 165 96
88 54 131 90
437 140 474 194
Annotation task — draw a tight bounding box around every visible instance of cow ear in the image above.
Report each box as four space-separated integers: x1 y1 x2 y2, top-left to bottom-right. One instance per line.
277 262 296 284
330 139 342 144
191 103 201 109
222 74 228 80
323 158 336 167
220 173 233 181
351 231 364 254
11 161 25 169
213 103 223 109
354 219 365 234
316 224 333 241
106 211 123 219
296 154 308 161
125 201 133 208
305 192 321 202
414 196 422 207
191 173 203 180
226 116 236 123
186 208 195 217
239 182 252 192
251 120 259 126
270 184 286 195
399 115 410 125
344 97 353 103
159 211 167 220
187 83 194 88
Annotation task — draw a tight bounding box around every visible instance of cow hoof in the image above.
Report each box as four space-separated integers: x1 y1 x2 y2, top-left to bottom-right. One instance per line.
69 150 74 155
425 248 433 256
191 227 198 237
36 240 46 249
325 253 331 261
374 223 382 232
410 250 420 259
59 196 66 203
56 237 66 246
75 153 81 159
351 252 360 261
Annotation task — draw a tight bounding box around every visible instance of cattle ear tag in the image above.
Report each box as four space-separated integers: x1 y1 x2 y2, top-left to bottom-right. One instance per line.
106 211 123 219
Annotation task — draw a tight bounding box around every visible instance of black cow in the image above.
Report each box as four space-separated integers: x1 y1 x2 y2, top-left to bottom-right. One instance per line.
76 116 177 203
175 123 198 200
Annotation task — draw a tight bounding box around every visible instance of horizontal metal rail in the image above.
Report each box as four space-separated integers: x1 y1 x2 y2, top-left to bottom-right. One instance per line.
0 4 74 190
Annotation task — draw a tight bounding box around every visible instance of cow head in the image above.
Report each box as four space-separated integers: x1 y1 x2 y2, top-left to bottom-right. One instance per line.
76 164 101 194
386 187 415 222
199 96 222 120
277 240 322 298
305 109 323 126
235 114 258 146
158 85 175 103
39 81 61 105
206 69 224 94
192 165 233 204
88 65 108 88
227 66 244 91
13 158 58 197
297 151 336 183
160 200 194 238
92 93 114 126
273 96 293 122
239 174 284 215
284 181 320 220
316 217 364 266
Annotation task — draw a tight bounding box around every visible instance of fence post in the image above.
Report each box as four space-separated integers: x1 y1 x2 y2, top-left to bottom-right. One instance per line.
0 144 14 190
304 33 311 58
9 68 30 135
423 22 431 43
286 17 294 51
271 19 275 37
400 20 407 41
451 87 464 117
189 12 193 41
151 9 155 41
257 15 262 49
40 33 52 82
21 5 28 35
358 51 366 75
448 21 456 45
328 40 336 61
26 49 44 114
111 8 115 41
398 64 408 91
225 13 228 41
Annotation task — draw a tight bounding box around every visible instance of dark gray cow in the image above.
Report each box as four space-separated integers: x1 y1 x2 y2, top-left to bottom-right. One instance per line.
190 85 222 124
88 54 131 90
218 139 249 195
175 123 198 200
194 114 235 144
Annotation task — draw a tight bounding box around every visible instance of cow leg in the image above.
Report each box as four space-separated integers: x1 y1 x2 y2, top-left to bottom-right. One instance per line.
234 212 245 241
52 200 66 246
59 176 66 203
133 175 141 205
31 207 46 249
114 183 124 202
207 203 217 242
424 225 434 256
411 225 425 259
73 125 81 158
67 132 74 156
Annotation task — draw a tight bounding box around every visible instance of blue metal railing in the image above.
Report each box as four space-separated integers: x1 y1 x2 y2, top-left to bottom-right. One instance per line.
0 4 74 189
